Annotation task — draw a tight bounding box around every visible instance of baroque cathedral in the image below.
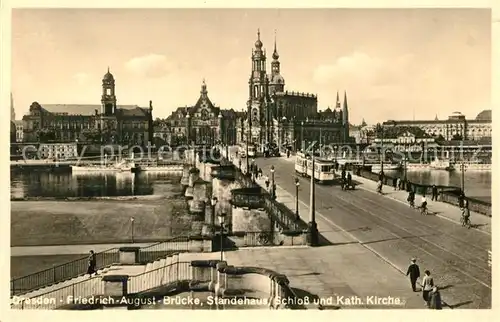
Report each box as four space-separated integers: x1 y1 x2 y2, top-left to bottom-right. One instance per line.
237 30 351 150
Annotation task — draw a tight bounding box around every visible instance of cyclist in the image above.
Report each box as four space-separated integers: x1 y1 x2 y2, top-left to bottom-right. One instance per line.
420 195 428 215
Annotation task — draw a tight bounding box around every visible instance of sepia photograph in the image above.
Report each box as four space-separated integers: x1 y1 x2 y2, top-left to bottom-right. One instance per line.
6 4 493 312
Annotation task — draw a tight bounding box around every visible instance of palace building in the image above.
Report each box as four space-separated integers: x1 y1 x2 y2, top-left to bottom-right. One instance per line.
236 30 350 150
162 80 238 146
387 110 492 141
22 69 154 146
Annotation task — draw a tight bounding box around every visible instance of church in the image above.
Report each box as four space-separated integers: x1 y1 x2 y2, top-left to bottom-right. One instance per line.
236 30 351 151
22 69 154 146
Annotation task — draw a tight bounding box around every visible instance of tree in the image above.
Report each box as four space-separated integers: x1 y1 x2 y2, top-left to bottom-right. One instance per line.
36 128 56 142
81 128 101 143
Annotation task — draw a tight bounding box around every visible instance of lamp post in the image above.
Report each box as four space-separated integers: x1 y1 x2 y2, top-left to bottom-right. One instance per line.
301 121 304 152
130 217 135 243
211 196 218 235
307 148 319 246
380 123 385 175
270 165 276 199
460 161 467 194
295 178 300 220
217 212 226 261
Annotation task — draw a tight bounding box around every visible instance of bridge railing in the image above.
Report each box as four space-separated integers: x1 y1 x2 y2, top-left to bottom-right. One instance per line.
11 247 120 296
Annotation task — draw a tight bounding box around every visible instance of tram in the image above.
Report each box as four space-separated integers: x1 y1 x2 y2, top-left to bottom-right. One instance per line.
295 152 336 183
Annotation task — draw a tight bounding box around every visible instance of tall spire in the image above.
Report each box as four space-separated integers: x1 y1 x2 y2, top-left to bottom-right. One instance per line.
343 91 348 110
254 28 263 50
10 92 15 120
272 29 279 60
335 91 341 108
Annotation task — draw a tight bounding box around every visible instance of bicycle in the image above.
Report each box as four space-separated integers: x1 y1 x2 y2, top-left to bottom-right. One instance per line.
460 215 471 229
417 205 428 215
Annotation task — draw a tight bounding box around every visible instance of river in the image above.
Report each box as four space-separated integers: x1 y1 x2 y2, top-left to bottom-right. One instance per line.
382 169 491 203
10 170 181 199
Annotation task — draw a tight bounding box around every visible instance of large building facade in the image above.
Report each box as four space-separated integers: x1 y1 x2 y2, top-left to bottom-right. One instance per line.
161 80 238 146
22 69 154 146
236 30 350 149
387 110 492 141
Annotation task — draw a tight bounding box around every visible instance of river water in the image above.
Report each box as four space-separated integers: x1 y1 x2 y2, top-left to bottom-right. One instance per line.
10 170 181 199
382 169 491 203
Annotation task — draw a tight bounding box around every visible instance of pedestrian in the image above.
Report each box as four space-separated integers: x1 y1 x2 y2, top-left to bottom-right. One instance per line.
406 258 420 292
392 177 397 190
258 167 263 178
397 177 401 190
421 270 434 307
458 192 465 209
87 250 97 277
264 175 270 191
431 185 438 201
428 286 443 309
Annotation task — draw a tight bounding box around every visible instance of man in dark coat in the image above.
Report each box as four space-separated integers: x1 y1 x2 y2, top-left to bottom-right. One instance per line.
431 185 438 201
406 258 420 292
87 250 97 277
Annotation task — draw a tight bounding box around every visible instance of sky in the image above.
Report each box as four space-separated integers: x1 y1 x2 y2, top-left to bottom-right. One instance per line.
11 8 492 124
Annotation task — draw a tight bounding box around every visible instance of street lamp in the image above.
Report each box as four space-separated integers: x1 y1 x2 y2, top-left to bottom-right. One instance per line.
130 217 135 243
308 148 318 246
301 121 304 152
460 161 467 194
211 196 218 234
270 165 276 199
295 178 300 220
217 212 226 261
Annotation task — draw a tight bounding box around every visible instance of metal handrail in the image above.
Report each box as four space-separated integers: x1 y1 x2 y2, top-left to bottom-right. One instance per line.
11 234 195 296
12 275 104 310
11 246 120 296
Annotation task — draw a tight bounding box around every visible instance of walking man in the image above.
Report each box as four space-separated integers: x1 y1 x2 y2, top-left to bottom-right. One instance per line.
421 270 434 307
392 177 397 190
87 250 97 278
406 258 420 292
431 185 438 201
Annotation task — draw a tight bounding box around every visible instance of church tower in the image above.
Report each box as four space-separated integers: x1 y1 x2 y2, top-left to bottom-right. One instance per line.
269 30 285 95
343 91 350 141
248 29 269 144
10 92 15 120
101 67 117 116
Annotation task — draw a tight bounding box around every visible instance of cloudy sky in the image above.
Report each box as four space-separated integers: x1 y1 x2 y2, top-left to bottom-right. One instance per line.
11 8 491 124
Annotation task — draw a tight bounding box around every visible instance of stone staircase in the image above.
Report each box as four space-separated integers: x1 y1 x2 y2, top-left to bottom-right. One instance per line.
12 252 188 310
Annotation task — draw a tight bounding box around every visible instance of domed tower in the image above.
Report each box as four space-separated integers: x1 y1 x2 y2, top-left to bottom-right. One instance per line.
248 28 269 145
269 30 285 94
101 67 117 116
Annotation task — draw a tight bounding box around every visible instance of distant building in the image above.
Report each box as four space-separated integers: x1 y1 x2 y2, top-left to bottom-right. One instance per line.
22 68 154 146
163 80 238 146
39 143 78 160
385 110 492 141
13 120 23 142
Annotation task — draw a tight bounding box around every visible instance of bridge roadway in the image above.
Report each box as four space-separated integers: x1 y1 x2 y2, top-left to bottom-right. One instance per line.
249 156 491 309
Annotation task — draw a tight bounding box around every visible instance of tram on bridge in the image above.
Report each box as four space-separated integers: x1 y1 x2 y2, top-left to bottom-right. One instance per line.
295 152 336 184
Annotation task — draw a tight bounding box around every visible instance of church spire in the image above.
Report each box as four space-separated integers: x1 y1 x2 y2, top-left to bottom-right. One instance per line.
335 91 341 108
342 91 349 124
272 29 279 60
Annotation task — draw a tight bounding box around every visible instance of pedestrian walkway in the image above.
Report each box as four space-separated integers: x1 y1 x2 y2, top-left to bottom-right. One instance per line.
11 242 156 257
274 155 491 235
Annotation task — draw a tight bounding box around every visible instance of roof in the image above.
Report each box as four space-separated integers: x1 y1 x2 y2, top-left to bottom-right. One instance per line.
36 104 147 116
475 109 491 121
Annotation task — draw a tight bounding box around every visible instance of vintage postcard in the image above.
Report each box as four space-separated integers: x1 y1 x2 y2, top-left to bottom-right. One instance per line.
2 0 497 320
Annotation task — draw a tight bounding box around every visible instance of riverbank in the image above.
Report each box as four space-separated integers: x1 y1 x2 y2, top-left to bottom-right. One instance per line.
10 196 199 246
